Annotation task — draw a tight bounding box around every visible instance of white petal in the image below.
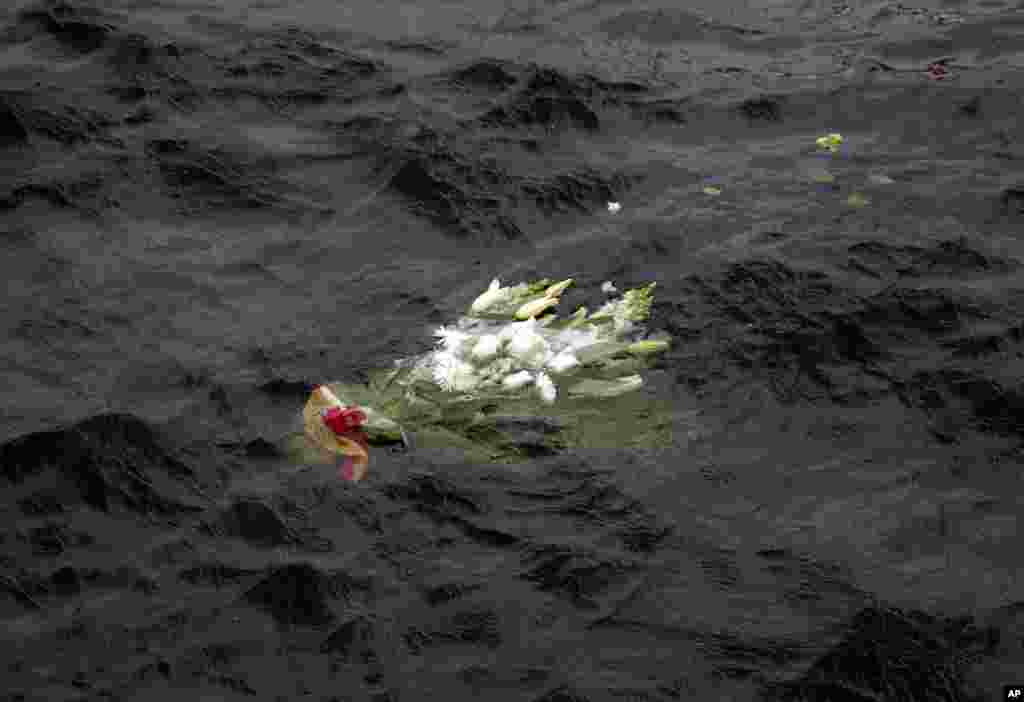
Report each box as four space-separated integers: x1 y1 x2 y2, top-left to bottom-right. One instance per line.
601 281 617 294
436 328 477 357
430 352 456 390
536 372 557 404
450 362 479 392
470 334 501 363
470 280 506 313
430 351 477 391
507 326 543 357
497 320 526 346
509 330 550 369
547 351 579 374
502 370 534 391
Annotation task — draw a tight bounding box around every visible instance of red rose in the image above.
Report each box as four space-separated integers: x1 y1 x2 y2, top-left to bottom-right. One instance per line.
321 406 367 435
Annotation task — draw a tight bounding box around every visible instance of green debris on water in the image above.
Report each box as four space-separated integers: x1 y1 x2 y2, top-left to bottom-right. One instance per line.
816 132 844 153
846 192 870 207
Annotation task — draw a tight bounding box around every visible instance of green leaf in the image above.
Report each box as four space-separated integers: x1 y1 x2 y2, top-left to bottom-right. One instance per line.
621 283 656 322
574 340 632 365
566 375 644 398
588 357 647 379
360 406 405 444
562 306 590 329
584 313 616 326
467 279 554 318
520 278 553 297
625 339 670 356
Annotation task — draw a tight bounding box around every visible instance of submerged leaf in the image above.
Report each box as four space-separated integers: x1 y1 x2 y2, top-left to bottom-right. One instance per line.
574 340 632 365
360 406 404 443
567 375 644 398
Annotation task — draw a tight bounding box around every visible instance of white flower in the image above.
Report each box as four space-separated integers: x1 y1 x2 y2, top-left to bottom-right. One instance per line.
546 350 579 374
507 320 550 368
558 327 601 352
502 370 534 391
433 326 476 358
601 281 617 294
469 333 501 363
607 201 621 213
470 278 510 313
408 357 438 385
400 278 663 402
497 319 526 346
432 351 479 392
482 356 514 382
535 372 557 404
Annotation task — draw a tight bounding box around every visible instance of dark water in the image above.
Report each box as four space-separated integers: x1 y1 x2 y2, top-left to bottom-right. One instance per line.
2 0 1024 699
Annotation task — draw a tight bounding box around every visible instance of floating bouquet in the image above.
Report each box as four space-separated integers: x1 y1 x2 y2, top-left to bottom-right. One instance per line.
388 277 666 404
284 277 673 477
